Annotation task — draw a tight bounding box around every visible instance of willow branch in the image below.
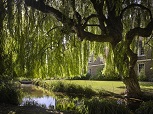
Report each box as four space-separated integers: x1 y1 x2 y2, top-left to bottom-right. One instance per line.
46 26 62 35
85 24 100 27
90 0 106 33
126 20 153 43
75 26 112 42
25 0 73 25
83 31 113 42
83 14 98 28
25 0 112 43
126 20 153 66
120 3 152 19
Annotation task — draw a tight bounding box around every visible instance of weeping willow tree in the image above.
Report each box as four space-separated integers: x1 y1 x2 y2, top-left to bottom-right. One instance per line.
21 0 153 98
1 0 92 79
1 0 153 98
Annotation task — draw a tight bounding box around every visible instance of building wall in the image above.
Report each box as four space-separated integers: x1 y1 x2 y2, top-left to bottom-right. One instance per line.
88 56 104 76
136 43 153 81
88 53 153 81
136 59 153 81
88 39 153 81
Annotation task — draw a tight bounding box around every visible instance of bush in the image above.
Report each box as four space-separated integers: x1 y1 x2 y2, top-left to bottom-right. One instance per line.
56 98 76 112
90 73 105 80
55 97 131 114
90 74 121 81
70 73 91 80
51 82 97 96
135 101 153 114
0 83 22 105
138 70 147 81
88 67 121 81
76 97 130 114
33 80 97 97
51 81 66 92
33 79 45 87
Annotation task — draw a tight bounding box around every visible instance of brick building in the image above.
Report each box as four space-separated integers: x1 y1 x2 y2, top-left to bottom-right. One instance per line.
88 39 153 81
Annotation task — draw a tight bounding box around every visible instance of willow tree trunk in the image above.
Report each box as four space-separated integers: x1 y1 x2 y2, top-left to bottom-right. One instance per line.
123 41 142 98
123 68 141 98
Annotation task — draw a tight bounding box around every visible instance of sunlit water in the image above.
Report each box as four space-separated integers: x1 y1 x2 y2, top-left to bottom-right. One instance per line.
20 84 56 109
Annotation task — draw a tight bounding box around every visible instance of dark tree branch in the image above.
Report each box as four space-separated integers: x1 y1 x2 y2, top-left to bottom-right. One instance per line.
74 24 112 42
70 0 75 11
90 0 106 33
74 11 82 25
46 26 62 35
25 0 113 43
90 0 104 14
25 0 73 25
85 24 100 27
38 14 47 25
126 20 153 43
80 31 113 42
125 20 153 68
120 3 152 19
83 14 98 28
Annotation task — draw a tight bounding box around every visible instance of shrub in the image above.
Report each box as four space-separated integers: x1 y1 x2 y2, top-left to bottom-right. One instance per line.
90 74 121 81
33 79 44 87
51 81 66 92
33 80 97 97
138 70 147 81
90 68 121 81
56 98 76 111
135 101 153 114
51 82 97 96
55 97 131 114
90 73 105 80
0 83 22 105
76 97 130 114
70 73 91 80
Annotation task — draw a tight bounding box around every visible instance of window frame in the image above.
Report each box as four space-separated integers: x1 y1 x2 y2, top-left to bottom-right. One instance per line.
138 40 145 56
137 63 145 75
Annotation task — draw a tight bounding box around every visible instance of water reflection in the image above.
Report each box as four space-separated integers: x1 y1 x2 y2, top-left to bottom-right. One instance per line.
20 84 55 109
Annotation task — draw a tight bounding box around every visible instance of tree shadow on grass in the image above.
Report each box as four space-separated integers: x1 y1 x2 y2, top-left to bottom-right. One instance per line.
140 82 153 87
117 86 126 89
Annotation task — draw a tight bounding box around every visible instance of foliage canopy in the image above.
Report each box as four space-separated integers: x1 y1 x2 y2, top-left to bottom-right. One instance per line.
1 0 153 82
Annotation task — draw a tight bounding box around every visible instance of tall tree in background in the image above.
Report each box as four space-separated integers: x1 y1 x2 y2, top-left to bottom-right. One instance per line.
24 0 153 98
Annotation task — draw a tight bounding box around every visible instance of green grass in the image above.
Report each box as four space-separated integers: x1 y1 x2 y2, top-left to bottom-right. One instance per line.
45 80 125 94
140 82 153 94
44 80 153 95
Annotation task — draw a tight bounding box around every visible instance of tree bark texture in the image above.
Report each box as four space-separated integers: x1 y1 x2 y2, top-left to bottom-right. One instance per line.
123 69 141 98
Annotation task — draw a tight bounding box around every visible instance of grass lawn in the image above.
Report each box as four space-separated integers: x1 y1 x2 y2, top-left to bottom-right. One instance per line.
45 80 153 95
140 82 153 94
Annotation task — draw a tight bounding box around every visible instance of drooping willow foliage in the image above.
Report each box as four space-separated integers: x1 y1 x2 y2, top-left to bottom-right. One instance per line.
1 0 153 80
1 0 97 78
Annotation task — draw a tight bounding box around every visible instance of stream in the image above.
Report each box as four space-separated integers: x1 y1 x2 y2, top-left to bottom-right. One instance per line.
20 84 56 109
19 84 142 112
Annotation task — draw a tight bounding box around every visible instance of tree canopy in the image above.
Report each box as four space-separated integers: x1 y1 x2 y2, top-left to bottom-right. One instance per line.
1 0 153 97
